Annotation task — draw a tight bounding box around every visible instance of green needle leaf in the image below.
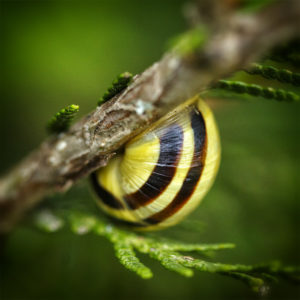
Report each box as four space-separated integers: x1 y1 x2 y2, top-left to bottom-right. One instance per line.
47 104 79 134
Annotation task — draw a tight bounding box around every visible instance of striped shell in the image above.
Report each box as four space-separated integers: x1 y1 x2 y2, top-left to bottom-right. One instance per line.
91 96 221 230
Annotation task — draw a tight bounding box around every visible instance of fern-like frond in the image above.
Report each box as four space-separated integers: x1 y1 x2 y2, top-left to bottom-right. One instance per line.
245 63 300 86
33 210 300 294
214 80 299 102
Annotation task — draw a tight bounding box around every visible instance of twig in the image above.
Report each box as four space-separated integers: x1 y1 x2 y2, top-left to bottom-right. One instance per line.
0 0 300 233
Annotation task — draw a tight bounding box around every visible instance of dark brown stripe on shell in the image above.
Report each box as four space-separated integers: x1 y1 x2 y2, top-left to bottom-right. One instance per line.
91 172 124 209
142 107 207 225
124 124 184 210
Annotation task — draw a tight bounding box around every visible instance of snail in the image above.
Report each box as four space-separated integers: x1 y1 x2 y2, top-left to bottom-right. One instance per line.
91 96 221 230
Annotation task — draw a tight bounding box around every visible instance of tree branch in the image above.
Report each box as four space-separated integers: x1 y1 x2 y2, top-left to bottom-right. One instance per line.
0 0 300 233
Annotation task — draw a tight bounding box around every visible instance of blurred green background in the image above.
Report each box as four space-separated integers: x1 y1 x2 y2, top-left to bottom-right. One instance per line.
0 0 299 299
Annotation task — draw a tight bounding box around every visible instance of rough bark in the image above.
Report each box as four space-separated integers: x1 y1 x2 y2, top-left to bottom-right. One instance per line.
0 0 299 233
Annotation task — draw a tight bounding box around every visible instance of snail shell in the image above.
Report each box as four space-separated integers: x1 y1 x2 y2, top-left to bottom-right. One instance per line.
91 96 221 230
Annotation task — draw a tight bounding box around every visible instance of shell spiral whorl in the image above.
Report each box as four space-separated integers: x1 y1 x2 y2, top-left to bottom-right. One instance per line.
91 96 221 230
